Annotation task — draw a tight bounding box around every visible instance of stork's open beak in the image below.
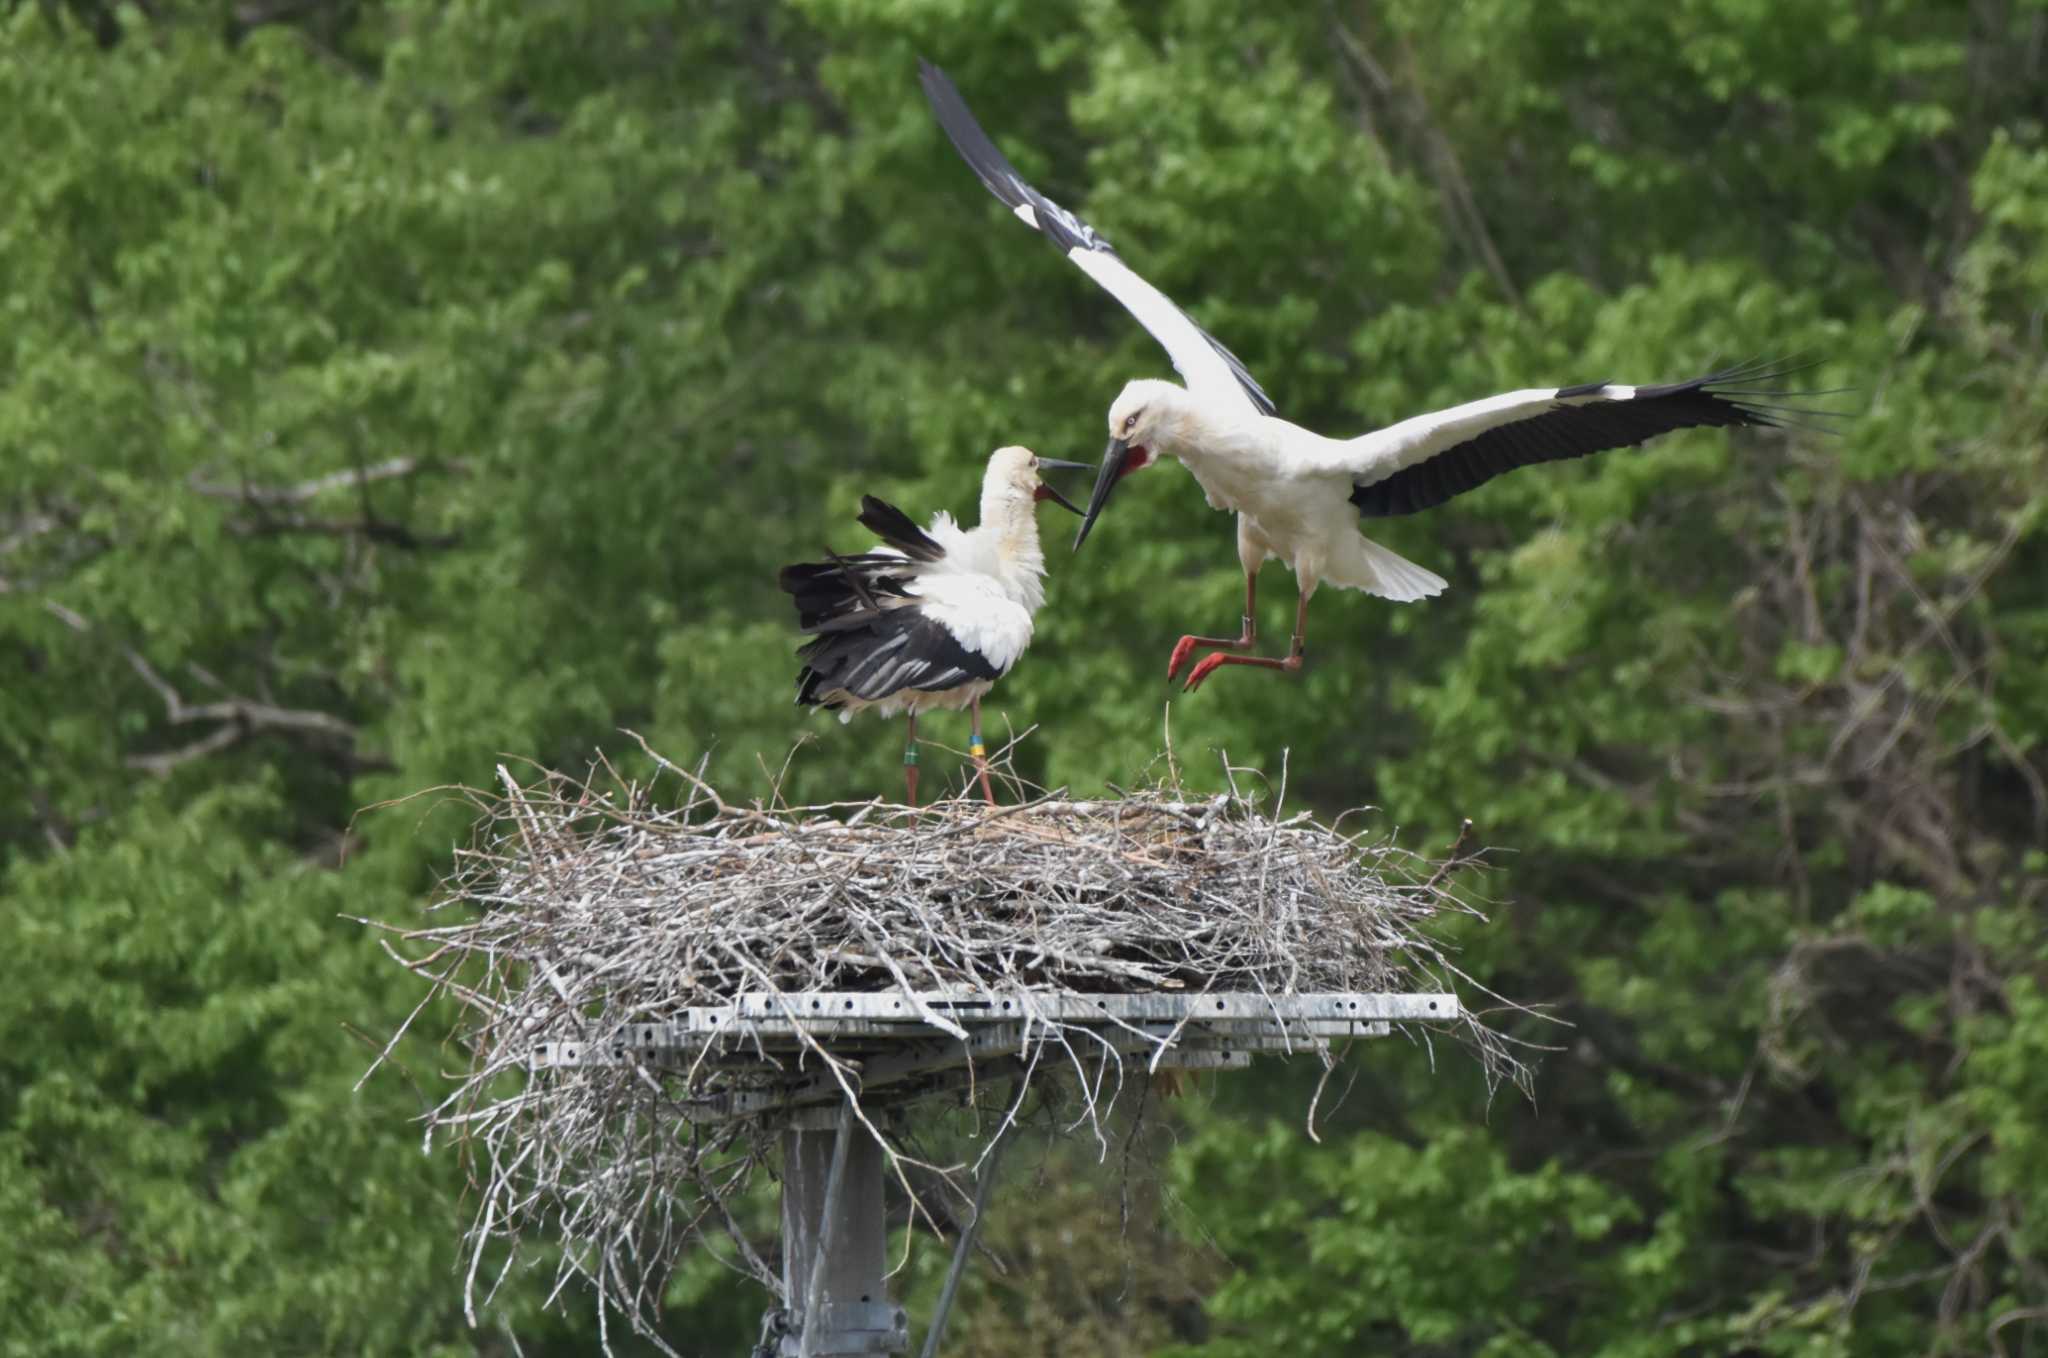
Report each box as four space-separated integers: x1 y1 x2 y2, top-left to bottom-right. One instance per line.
1033 457 1088 515
1072 436 1133 551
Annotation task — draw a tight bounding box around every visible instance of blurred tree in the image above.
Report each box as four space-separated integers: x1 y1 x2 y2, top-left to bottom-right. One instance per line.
2 0 2043 1353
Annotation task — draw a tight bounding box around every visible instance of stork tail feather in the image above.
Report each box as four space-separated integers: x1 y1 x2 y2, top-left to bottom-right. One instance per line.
1346 537 1448 603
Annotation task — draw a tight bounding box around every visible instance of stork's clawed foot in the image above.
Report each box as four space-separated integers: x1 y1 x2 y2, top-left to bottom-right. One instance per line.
1182 652 1231 692
1167 626 1256 680
1180 649 1305 692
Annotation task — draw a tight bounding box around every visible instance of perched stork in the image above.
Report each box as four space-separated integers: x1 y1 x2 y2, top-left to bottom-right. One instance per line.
780 447 1084 805
920 61 1826 691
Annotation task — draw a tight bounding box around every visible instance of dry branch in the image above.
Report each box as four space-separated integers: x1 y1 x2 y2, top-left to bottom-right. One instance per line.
38 599 380 775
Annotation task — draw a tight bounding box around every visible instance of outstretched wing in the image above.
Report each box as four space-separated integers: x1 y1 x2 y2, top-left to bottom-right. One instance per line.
919 59 1276 418
1343 361 1832 518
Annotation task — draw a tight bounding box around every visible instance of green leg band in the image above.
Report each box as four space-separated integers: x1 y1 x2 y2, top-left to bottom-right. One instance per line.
903 744 919 766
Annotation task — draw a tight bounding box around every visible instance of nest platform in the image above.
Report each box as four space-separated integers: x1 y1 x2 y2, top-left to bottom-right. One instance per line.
366 748 1512 1353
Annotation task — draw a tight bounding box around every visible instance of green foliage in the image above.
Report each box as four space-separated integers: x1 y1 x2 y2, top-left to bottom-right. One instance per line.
1166 1123 1636 1356
3 0 2045 1353
889 1135 1220 1358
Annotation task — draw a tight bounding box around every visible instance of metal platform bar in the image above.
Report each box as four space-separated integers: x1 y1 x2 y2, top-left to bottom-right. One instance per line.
530 1017 1397 1068
718 990 1457 1025
537 1022 1399 1065
539 991 1453 1056
529 991 1451 1082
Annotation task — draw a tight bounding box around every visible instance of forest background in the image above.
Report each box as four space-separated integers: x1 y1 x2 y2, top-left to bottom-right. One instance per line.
4 1 2047 1354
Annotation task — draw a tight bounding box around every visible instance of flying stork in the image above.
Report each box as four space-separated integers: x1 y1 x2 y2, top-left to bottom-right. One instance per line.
780 446 1084 806
919 60 1825 692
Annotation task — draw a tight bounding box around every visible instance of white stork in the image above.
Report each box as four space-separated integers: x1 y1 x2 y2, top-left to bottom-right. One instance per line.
780 446 1084 805
920 61 1827 691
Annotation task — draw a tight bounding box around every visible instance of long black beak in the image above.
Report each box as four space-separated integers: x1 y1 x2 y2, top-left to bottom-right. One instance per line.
1072 437 1132 551
1033 457 1088 515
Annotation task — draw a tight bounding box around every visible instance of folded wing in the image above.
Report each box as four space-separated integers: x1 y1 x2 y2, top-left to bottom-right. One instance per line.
792 606 1005 709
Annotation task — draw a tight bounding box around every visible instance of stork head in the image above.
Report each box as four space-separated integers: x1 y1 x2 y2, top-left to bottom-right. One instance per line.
982 445 1086 516
1075 379 1179 551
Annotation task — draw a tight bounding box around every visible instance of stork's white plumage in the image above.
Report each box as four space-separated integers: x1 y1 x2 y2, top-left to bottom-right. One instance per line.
920 61 1826 690
780 446 1083 804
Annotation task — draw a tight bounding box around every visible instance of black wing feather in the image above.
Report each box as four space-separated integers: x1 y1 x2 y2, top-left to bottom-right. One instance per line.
917 58 1278 418
794 607 1004 710
856 495 945 562
778 494 946 638
778 554 917 631
1351 364 1819 519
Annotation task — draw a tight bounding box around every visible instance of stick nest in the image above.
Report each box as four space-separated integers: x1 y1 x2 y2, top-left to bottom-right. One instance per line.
365 743 1522 1352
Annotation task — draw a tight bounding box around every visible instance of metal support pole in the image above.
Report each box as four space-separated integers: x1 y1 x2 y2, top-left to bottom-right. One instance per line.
772 1104 907 1357
917 1101 1016 1358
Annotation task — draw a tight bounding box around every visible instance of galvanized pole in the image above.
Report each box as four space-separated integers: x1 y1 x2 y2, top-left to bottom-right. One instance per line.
772 1102 907 1357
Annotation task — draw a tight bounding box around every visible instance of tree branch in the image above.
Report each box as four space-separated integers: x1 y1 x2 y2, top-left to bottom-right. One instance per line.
226 513 462 550
38 600 383 775
187 456 469 506
125 724 245 776
1328 10 1523 308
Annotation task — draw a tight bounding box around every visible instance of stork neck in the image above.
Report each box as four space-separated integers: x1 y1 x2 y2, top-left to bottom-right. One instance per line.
976 491 1049 611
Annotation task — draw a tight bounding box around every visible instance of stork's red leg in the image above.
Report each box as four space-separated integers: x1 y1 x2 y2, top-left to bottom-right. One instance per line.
1166 572 1260 680
1182 589 1311 692
903 713 920 807
969 697 996 806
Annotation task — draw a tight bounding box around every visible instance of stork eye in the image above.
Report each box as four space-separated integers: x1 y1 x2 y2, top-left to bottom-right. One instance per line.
1123 411 1141 434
